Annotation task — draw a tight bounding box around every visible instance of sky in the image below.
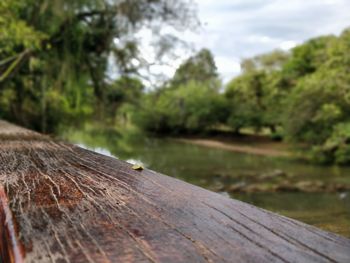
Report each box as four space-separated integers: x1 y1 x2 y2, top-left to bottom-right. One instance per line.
141 0 350 85
189 0 350 82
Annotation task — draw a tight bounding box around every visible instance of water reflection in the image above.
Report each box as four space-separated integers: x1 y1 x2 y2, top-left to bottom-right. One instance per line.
61 124 350 237
77 144 115 158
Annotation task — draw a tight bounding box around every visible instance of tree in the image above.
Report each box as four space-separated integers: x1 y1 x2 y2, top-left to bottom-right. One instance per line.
282 35 335 79
241 50 289 73
169 48 219 88
225 49 291 135
225 71 266 133
105 76 144 123
281 29 350 163
134 81 227 134
0 0 197 132
134 49 227 134
224 27 350 163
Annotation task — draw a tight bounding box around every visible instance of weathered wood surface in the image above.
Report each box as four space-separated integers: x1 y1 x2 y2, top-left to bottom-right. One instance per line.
0 120 349 263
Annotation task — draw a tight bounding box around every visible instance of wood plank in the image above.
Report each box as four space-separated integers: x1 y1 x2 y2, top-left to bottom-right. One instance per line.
0 120 349 263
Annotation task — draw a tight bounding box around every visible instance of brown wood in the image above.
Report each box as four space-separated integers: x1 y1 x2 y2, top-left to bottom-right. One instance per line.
0 120 349 263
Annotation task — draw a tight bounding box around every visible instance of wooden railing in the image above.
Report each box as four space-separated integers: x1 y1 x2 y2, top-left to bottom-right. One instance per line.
0 120 349 263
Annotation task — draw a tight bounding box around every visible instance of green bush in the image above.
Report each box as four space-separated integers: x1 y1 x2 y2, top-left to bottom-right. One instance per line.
134 81 228 134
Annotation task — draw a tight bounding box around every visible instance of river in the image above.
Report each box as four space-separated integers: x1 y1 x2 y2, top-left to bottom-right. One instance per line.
60 124 350 237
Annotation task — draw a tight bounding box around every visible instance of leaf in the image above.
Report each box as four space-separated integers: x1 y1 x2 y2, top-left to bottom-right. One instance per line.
132 164 144 171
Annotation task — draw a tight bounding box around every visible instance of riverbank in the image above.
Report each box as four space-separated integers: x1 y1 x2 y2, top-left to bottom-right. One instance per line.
173 134 350 194
174 134 292 158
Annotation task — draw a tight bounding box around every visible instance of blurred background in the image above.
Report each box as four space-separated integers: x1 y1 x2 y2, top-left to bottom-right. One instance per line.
0 0 349 236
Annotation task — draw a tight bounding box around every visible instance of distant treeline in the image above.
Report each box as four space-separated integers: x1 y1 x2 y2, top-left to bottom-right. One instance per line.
135 28 350 165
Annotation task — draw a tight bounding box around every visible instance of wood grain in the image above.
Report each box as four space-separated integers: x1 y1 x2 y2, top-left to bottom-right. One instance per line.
0 120 349 263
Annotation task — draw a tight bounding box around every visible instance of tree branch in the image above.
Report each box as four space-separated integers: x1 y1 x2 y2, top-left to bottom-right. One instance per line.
0 50 31 83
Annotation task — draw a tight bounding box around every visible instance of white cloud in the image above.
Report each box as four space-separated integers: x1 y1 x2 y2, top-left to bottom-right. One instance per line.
279 41 298 51
188 0 350 82
246 35 276 44
215 56 241 81
137 0 350 85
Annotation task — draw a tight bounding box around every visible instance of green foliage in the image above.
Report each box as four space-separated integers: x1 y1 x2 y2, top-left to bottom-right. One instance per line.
282 29 350 160
284 68 350 143
225 71 266 132
308 123 350 165
107 77 144 105
134 49 227 134
283 36 335 78
135 81 227 134
225 50 292 135
105 76 144 120
241 50 289 73
224 27 350 164
0 0 196 132
170 48 219 88
0 0 46 53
